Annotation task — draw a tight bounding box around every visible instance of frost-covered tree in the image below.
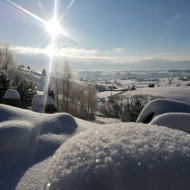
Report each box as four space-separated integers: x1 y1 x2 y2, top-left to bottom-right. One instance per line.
0 44 15 70
5 66 37 109
62 60 72 112
85 82 97 120
44 85 55 100
51 59 72 112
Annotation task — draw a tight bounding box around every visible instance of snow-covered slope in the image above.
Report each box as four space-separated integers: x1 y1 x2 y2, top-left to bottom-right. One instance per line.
0 104 190 190
123 86 190 104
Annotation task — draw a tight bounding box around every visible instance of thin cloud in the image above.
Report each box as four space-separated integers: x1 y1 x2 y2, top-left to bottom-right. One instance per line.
10 45 190 65
114 48 124 53
173 13 184 20
10 45 99 57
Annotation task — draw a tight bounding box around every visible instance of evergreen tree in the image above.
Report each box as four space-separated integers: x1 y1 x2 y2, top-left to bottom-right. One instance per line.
0 72 10 103
44 85 55 100
42 69 47 78
16 78 36 109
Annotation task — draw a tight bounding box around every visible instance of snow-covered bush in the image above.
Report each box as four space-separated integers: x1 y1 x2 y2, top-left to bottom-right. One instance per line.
3 67 37 109
31 94 55 113
3 89 21 107
150 112 190 133
137 99 190 123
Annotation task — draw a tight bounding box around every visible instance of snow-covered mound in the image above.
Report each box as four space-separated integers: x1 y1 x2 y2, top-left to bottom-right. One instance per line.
0 104 79 190
42 123 190 190
0 104 77 135
150 113 190 134
137 99 190 123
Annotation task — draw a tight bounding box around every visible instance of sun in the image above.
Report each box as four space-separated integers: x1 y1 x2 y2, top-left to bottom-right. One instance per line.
46 19 62 36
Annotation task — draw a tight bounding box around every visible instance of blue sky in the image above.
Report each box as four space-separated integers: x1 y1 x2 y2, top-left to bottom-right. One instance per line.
0 0 190 71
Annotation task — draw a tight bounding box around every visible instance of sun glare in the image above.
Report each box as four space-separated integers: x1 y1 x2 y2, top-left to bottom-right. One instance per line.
46 19 62 36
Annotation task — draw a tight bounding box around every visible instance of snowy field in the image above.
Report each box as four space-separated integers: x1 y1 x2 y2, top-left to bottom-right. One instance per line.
1 100 190 190
97 77 190 104
122 86 190 104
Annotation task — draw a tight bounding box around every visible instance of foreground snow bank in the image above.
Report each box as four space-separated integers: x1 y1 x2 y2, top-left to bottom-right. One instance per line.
42 123 190 190
0 104 190 190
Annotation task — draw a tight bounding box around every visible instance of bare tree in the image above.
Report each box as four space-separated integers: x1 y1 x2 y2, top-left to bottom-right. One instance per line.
51 57 63 112
51 59 73 112
86 82 97 120
62 60 72 112
1 44 15 70
50 59 97 120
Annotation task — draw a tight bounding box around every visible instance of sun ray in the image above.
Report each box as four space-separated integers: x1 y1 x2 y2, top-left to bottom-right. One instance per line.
6 0 47 25
6 0 75 47
5 0 78 74
66 0 76 14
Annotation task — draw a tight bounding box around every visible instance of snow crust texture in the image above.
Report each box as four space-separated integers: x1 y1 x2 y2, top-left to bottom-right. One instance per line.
42 123 190 190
